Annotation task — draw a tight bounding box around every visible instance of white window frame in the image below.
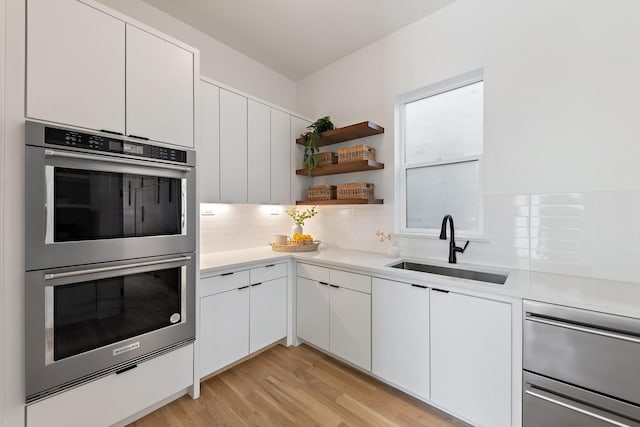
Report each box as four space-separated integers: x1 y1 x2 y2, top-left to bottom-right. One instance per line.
394 69 486 240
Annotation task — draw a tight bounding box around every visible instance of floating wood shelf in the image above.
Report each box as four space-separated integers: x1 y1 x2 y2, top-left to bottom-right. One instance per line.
296 199 384 205
296 121 384 147
296 160 384 177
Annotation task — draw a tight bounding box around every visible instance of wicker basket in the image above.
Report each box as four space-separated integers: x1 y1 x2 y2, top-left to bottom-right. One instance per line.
337 182 374 200
290 238 314 246
308 185 337 201
314 152 338 167
338 145 376 163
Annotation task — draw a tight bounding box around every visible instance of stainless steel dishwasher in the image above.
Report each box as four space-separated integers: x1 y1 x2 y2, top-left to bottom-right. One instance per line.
523 300 640 427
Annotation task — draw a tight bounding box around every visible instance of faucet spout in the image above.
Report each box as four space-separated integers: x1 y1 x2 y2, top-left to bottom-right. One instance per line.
439 214 469 264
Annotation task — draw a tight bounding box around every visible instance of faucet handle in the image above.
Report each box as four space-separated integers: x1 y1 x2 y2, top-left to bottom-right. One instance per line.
455 241 470 253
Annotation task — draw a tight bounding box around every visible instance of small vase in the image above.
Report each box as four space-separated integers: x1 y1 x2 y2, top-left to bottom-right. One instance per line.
387 241 399 257
291 224 303 236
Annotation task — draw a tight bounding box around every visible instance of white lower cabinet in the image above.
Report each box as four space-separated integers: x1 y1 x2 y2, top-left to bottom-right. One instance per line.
296 264 371 371
250 277 287 353
372 278 429 400
199 263 288 378
296 277 330 350
26 344 193 427
200 286 250 376
430 289 512 427
329 285 371 371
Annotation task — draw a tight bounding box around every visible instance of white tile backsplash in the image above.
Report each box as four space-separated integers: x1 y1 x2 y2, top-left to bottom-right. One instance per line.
200 190 640 283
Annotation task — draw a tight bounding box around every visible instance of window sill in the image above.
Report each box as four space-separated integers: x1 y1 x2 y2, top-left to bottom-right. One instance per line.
394 232 490 243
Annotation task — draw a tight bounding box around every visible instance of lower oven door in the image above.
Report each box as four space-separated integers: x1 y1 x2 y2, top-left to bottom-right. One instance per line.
25 254 195 403
524 372 640 427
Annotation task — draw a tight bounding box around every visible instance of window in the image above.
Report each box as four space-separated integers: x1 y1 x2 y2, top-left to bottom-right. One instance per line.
397 70 483 236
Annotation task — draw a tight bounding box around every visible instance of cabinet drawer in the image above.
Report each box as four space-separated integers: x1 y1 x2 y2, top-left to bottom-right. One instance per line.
26 344 193 427
250 262 287 285
200 270 250 297
330 269 371 294
296 263 330 283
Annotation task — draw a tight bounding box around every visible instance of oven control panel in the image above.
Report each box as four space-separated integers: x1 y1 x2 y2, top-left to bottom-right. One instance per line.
44 127 187 163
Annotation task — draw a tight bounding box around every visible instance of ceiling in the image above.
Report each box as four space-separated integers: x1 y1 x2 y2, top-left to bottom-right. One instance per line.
141 0 458 81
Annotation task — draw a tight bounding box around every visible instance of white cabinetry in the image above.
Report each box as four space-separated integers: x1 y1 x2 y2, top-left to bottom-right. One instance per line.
270 109 291 204
247 100 271 204
126 24 194 146
250 276 287 353
430 289 512 427
26 345 193 427
27 0 196 148
296 264 371 371
219 89 248 203
200 284 250 375
199 263 287 378
27 0 125 134
372 278 429 400
199 80 220 202
290 116 311 202
296 277 330 350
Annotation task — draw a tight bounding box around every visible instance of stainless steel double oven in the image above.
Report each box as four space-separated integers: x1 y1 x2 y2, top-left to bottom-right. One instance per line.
24 121 196 403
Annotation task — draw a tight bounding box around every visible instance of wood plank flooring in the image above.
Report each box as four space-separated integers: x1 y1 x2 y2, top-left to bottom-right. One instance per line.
128 344 470 427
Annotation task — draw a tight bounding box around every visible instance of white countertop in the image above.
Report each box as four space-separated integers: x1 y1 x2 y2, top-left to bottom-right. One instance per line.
201 246 640 319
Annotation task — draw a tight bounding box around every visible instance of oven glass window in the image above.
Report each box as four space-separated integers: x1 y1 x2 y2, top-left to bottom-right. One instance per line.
54 168 182 241
53 267 182 361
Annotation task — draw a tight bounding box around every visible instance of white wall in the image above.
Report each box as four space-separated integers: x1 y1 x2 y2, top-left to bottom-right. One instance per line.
95 0 297 111
2 0 25 425
0 0 5 422
295 0 640 281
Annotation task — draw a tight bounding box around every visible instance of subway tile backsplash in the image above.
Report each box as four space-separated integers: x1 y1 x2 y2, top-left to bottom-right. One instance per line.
200 190 640 283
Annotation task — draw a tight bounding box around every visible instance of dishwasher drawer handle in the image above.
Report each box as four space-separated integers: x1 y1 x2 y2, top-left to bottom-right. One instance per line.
524 389 632 427
525 314 640 345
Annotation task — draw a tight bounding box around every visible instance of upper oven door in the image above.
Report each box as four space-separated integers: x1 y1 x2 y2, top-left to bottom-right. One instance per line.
25 144 195 270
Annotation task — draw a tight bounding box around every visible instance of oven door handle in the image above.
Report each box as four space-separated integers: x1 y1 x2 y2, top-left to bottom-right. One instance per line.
44 256 192 280
44 149 192 172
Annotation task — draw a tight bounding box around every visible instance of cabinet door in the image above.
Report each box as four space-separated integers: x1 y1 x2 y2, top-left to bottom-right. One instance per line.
27 0 125 134
199 81 220 202
430 290 511 427
200 287 249 377
372 278 429 400
126 24 194 147
219 89 248 203
250 277 287 353
247 100 271 204
296 277 329 350
270 109 291 204
290 116 311 203
330 286 371 371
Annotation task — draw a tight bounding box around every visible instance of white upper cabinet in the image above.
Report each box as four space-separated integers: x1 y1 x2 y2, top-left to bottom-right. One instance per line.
270 109 291 204
219 89 248 203
290 116 311 202
247 100 271 204
430 290 512 427
126 25 194 147
27 0 197 148
199 81 220 202
27 0 125 134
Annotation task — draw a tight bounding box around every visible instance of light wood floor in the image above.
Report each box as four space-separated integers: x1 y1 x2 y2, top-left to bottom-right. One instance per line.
129 344 470 427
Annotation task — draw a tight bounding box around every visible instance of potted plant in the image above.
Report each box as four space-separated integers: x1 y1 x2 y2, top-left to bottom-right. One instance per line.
286 206 318 236
300 116 335 173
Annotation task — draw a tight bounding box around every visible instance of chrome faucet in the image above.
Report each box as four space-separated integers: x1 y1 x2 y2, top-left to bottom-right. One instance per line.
439 214 469 264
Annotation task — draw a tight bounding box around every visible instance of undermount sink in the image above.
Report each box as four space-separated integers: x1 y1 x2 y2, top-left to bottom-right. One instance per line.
390 261 508 285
